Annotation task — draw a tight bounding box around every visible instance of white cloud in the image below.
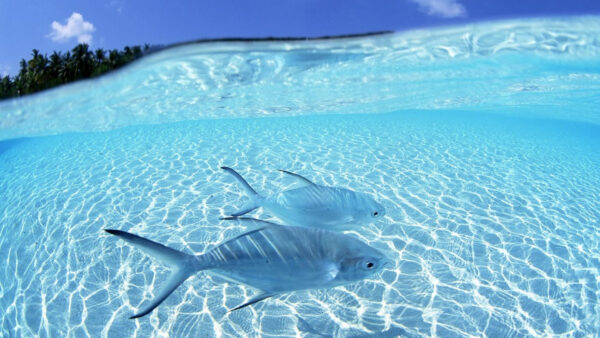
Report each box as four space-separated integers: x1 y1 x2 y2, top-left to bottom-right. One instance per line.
409 0 467 18
48 12 95 44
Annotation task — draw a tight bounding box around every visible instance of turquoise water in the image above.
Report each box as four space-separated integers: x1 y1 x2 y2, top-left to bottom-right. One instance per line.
1 17 600 337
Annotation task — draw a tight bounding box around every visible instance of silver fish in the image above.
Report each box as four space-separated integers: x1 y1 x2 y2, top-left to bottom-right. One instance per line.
221 167 385 229
105 219 390 318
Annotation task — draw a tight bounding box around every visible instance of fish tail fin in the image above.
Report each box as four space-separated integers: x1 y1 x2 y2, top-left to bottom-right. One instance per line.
221 166 264 216
104 229 208 319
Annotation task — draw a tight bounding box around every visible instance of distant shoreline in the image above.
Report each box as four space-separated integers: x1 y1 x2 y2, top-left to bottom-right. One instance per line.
0 44 149 100
170 30 392 45
144 30 394 56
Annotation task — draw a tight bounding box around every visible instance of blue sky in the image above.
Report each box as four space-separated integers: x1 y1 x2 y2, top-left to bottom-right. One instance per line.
1 0 599 76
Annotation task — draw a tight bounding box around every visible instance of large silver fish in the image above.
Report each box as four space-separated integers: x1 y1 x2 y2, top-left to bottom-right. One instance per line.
105 219 390 318
221 167 385 229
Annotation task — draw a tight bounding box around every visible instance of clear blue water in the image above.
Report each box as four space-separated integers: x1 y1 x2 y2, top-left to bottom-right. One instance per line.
1 17 600 337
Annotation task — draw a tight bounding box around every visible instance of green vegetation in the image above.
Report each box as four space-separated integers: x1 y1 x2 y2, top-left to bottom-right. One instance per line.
0 43 150 100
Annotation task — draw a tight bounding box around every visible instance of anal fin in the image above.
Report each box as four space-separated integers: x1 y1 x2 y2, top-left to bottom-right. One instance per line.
229 292 275 312
230 203 260 217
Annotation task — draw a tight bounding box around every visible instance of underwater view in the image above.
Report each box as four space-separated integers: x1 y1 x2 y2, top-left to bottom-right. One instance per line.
1 16 600 337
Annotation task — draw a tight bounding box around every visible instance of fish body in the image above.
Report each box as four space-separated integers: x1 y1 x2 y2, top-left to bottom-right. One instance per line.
106 223 389 318
205 224 384 291
221 167 385 229
264 185 373 228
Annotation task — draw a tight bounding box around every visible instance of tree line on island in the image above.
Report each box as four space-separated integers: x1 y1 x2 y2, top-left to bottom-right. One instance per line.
0 43 152 100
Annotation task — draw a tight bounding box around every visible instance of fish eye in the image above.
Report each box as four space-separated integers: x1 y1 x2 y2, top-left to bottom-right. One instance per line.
366 262 374 269
372 211 379 217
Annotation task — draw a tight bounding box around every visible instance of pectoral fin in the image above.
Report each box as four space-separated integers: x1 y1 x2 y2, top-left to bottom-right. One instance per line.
229 292 275 312
322 264 339 283
279 170 315 187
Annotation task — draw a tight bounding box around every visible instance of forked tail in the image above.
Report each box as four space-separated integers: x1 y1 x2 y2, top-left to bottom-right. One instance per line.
221 166 264 216
105 229 207 319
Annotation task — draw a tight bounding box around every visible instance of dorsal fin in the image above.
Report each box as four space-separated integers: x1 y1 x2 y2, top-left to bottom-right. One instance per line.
279 169 315 187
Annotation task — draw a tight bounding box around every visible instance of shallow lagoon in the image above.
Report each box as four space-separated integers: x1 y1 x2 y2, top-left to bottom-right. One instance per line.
1 17 600 337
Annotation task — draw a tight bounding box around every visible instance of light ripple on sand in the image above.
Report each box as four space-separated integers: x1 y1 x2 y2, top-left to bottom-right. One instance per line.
0 111 599 336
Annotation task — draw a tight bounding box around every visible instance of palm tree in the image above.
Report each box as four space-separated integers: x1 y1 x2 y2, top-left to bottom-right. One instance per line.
95 48 106 62
71 44 91 78
48 51 63 86
0 76 14 99
1 43 150 99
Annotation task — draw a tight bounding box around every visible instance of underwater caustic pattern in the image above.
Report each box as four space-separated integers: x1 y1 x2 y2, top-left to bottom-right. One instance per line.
1 112 600 336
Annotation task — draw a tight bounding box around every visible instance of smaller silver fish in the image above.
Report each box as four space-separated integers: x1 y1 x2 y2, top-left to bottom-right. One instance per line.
221 167 385 229
105 219 391 318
